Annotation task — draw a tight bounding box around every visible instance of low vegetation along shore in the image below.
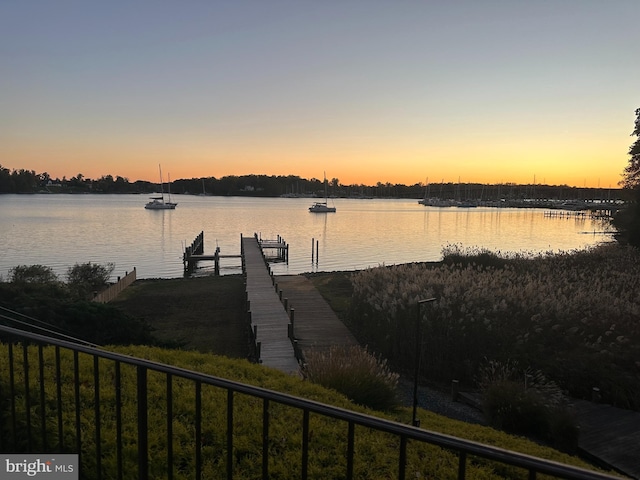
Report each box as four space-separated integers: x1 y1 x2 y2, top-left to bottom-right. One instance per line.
1 243 637 477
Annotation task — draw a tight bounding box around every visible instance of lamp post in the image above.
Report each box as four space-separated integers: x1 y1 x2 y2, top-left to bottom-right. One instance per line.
412 297 436 427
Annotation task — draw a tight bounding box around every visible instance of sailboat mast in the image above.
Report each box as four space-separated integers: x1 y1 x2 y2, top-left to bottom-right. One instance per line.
324 171 328 204
158 164 165 199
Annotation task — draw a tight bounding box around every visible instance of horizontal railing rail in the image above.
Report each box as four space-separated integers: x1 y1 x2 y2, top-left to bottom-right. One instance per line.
0 324 620 480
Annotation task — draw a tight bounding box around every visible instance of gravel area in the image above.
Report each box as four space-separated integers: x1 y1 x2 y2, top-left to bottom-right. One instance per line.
397 377 486 425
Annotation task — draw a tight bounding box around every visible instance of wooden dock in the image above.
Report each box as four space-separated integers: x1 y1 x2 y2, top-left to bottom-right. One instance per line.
274 275 357 358
573 399 640 479
544 210 588 218
256 234 289 262
242 234 299 374
183 231 242 275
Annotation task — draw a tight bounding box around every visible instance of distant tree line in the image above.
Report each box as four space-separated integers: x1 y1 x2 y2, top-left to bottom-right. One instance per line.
0 163 622 201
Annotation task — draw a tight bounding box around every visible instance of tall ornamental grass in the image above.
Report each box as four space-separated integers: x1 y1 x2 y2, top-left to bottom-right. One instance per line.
349 244 640 409
302 345 400 411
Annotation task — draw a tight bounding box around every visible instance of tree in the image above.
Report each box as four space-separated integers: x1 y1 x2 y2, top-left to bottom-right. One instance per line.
9 265 59 284
66 262 115 299
613 108 640 247
622 108 640 189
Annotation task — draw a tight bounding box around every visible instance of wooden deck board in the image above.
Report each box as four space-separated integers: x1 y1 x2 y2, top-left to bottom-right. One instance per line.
242 236 299 375
573 400 640 478
273 275 357 356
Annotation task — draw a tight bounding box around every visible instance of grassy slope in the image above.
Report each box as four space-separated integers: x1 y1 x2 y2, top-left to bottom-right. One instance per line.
124 345 608 477
112 275 248 357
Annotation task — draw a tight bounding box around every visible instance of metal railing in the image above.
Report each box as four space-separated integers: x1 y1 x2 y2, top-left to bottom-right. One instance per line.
0 324 619 480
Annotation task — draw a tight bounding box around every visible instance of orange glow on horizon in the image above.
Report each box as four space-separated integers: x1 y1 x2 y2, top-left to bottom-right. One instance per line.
1 131 628 189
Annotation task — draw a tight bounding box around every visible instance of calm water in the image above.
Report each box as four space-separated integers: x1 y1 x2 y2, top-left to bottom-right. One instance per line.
0 194 613 281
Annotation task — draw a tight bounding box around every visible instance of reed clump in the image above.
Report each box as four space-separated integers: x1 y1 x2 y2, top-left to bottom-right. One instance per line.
477 359 579 452
349 243 640 409
302 345 400 411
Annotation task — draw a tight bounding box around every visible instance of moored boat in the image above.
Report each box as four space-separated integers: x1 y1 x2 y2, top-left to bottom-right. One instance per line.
145 165 177 210
309 172 336 213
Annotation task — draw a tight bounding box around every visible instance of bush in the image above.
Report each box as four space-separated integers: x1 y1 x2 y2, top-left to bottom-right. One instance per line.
478 359 579 453
9 264 59 284
302 345 400 411
66 262 115 299
483 381 549 437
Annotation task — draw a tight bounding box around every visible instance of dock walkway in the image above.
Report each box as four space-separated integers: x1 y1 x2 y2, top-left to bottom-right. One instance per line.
242 235 299 374
273 275 357 356
573 400 640 479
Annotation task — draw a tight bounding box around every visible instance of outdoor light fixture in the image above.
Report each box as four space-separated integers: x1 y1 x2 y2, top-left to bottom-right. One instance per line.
412 297 436 427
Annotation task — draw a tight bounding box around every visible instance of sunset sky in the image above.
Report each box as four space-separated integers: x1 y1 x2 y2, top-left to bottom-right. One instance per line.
1 1 638 188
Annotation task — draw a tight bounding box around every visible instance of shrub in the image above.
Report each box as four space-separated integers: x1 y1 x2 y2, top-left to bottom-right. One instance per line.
483 380 549 437
478 359 579 453
9 264 59 284
66 262 115 299
302 345 400 411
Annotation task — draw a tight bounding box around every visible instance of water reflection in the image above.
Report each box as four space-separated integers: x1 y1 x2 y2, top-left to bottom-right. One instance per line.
0 194 613 280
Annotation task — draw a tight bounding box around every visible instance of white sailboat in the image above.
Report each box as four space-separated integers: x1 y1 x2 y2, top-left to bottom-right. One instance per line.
145 165 177 210
309 173 336 213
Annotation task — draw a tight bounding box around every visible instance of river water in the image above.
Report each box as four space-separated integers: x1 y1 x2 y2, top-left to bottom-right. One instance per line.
0 194 613 281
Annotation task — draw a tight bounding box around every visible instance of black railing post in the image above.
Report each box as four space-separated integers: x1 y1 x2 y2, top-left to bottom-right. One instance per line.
8 343 17 448
262 398 269 479
346 421 355 480
55 346 63 453
398 436 407 480
195 381 202 480
137 366 148 480
458 451 466 479
227 390 234 480
22 343 31 451
38 345 46 450
167 374 173 480
116 362 123 480
73 351 82 470
94 356 102 480
302 409 309 480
